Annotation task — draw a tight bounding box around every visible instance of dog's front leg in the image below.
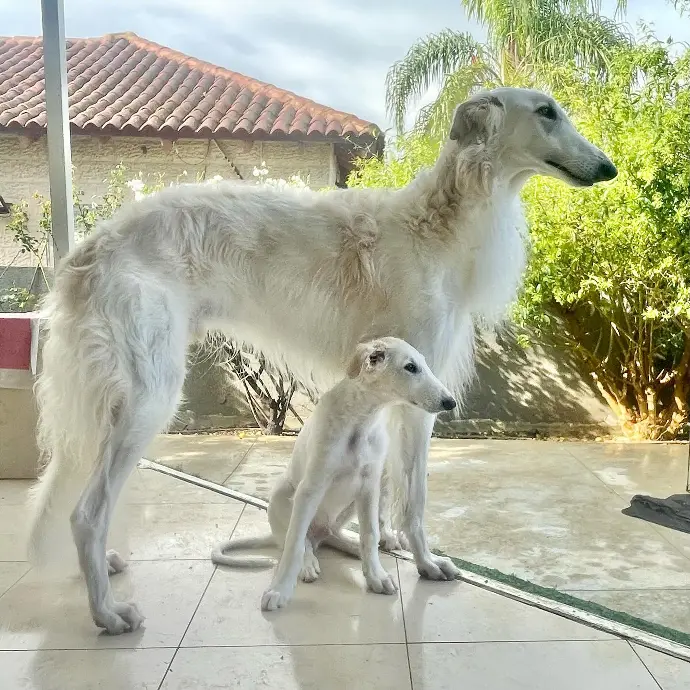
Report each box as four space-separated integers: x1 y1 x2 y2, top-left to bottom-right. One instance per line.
358 475 398 595
398 406 460 581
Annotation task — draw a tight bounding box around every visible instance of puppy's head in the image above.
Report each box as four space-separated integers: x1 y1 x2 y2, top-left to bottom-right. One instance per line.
346 337 456 414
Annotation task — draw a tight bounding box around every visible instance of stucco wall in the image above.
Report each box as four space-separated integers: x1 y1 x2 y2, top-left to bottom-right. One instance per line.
0 132 336 267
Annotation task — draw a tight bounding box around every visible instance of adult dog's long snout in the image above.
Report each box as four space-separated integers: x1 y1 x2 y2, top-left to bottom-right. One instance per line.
592 158 618 183
474 87 618 188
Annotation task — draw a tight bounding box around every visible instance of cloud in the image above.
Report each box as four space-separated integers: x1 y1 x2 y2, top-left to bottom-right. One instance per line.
2 0 688 132
1 0 478 129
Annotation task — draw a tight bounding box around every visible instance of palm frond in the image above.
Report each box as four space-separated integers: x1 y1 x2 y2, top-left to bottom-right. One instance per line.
414 60 501 140
460 1 630 64
528 13 633 72
385 30 484 132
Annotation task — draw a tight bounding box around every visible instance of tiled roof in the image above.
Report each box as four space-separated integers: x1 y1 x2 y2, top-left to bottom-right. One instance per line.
0 32 382 151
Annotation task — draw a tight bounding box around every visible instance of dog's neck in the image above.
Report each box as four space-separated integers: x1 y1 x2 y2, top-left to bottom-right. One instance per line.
332 378 402 422
398 139 530 241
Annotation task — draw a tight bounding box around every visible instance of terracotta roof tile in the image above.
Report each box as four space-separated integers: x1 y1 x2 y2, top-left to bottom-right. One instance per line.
0 32 382 150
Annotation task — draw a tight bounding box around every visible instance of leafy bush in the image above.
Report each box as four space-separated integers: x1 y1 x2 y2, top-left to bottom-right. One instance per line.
518 44 690 438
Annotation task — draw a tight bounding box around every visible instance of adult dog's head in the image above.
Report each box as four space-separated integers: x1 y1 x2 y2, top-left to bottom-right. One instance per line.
449 87 617 188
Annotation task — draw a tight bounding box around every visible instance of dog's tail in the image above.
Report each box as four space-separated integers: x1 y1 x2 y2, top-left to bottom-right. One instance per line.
211 534 277 567
27 243 133 569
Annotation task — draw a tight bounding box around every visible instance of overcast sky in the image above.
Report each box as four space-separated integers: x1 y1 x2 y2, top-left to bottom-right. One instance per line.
2 0 688 133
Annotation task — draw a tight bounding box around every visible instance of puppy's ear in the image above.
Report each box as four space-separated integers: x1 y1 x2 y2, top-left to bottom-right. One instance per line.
449 93 504 144
346 341 387 378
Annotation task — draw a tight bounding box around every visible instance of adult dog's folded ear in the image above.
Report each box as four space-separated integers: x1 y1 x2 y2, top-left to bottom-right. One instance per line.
449 93 505 145
346 340 387 378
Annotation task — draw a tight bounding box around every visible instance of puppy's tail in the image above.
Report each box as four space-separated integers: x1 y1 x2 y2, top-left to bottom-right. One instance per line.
211 534 277 568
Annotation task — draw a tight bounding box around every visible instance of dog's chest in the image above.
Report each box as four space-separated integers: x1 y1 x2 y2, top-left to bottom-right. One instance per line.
452 194 527 321
340 426 387 479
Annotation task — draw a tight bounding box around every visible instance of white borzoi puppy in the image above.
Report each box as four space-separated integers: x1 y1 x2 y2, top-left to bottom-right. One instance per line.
210 337 456 610
28 87 616 634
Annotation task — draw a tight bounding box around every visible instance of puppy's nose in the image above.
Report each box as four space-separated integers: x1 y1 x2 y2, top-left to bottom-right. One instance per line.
594 159 617 182
441 397 457 411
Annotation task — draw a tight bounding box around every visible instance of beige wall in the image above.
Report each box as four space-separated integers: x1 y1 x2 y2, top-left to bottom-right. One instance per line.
0 133 337 266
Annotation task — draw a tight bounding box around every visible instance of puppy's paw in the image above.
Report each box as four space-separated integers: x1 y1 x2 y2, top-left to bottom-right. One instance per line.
417 555 461 581
106 550 127 575
364 567 398 595
300 553 321 583
379 530 408 552
261 587 292 611
94 601 144 635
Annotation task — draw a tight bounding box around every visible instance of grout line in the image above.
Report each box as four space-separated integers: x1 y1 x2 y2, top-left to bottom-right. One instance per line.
0 564 33 603
396 559 415 690
0 640 635 653
221 439 258 486
628 640 665 690
156 502 248 690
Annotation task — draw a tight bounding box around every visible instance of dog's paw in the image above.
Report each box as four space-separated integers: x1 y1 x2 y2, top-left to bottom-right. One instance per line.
93 601 144 635
261 587 292 611
364 567 398 595
106 550 128 575
379 530 409 552
417 555 461 581
300 553 321 583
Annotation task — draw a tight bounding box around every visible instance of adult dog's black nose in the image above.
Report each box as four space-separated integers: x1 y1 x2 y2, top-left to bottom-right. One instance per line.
594 159 617 182
441 397 457 411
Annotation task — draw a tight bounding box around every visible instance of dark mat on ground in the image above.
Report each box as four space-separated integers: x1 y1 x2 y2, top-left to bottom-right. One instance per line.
623 493 690 534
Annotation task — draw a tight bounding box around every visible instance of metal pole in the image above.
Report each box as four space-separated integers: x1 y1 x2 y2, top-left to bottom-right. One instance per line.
40 0 74 262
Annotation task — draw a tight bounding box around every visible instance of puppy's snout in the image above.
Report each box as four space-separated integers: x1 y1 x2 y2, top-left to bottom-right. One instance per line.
593 159 617 182
441 397 457 411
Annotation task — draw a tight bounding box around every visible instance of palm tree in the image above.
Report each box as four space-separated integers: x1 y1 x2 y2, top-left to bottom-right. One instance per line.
386 1 636 137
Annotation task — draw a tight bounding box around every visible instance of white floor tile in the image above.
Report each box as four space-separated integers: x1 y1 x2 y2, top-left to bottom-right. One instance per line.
408 640 659 689
0 560 213 650
161 644 411 689
183 552 405 646
633 644 690 690
397 559 613 643
1 647 173 690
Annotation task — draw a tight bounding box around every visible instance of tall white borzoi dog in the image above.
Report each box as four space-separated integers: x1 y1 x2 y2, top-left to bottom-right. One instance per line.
210 337 456 611
28 88 616 634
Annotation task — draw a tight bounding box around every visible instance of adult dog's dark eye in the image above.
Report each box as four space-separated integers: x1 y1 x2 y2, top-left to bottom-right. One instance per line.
536 104 557 120
404 362 419 374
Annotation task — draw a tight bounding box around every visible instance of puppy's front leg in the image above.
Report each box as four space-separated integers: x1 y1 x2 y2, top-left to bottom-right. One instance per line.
358 474 397 595
261 474 329 611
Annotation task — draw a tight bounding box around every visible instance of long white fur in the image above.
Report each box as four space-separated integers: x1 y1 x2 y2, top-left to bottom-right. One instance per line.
27 87 616 634
210 337 456 611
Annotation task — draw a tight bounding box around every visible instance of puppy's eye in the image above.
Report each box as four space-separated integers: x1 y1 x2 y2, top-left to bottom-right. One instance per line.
536 104 557 120
404 362 419 374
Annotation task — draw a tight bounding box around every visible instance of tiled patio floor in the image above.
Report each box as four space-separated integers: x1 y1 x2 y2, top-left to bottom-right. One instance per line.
142 434 690 637
0 462 688 689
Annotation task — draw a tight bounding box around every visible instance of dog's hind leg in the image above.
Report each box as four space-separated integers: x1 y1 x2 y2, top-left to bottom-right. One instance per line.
261 473 330 611
378 467 409 552
71 319 186 634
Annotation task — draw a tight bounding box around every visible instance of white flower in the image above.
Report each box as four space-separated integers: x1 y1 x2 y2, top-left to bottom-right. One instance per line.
252 167 261 177
127 179 145 193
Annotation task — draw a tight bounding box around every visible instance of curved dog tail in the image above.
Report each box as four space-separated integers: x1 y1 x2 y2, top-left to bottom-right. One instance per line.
211 534 277 567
